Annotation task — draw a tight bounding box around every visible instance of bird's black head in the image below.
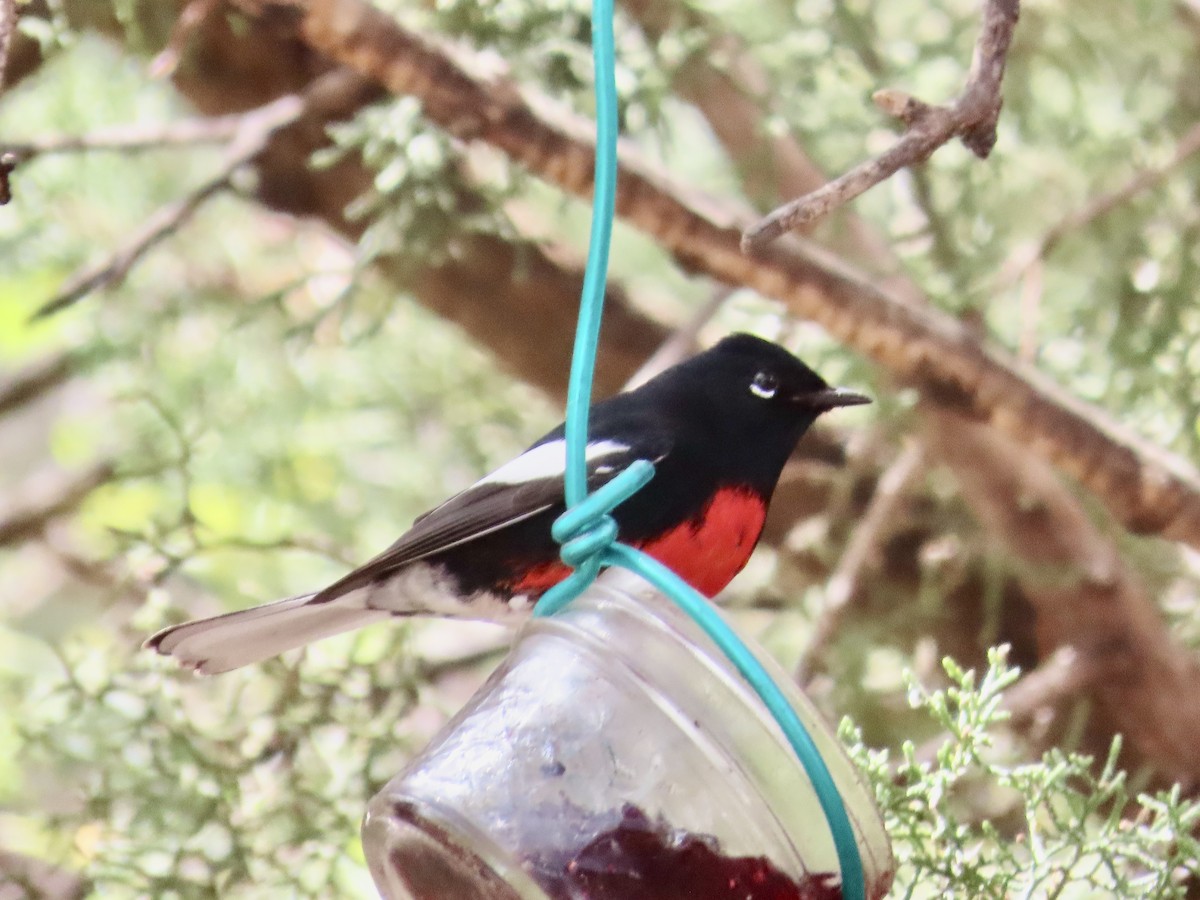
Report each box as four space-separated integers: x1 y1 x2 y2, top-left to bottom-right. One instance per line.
654 332 868 430
708 332 868 414
637 332 869 490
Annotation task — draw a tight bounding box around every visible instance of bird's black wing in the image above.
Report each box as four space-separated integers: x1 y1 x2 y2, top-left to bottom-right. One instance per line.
311 432 671 602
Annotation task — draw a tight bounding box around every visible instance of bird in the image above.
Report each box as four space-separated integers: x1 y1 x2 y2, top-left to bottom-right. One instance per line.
146 333 869 674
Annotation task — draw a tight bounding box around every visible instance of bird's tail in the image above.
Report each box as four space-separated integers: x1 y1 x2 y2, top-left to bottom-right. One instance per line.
144 592 390 675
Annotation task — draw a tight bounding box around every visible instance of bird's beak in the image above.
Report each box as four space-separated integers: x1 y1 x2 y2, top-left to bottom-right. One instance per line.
798 386 872 411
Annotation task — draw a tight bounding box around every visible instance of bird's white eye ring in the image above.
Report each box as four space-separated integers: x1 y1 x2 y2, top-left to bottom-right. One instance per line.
750 371 778 399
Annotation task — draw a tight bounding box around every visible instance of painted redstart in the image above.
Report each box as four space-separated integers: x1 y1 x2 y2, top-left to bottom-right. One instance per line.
147 333 868 673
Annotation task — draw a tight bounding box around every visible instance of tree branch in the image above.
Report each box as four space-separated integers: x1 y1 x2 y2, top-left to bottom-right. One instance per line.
233 0 1200 554
742 0 1020 250
627 0 1190 768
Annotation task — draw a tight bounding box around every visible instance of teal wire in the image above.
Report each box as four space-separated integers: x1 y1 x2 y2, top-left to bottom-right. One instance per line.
561 0 617 508
531 0 867 895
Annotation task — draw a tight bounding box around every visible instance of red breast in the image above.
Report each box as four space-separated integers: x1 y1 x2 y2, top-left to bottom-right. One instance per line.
505 487 768 598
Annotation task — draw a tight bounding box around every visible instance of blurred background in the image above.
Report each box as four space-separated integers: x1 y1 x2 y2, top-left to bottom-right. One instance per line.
1 0 1199 896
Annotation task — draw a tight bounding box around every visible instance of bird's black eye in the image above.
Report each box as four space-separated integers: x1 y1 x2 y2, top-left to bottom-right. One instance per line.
749 371 778 399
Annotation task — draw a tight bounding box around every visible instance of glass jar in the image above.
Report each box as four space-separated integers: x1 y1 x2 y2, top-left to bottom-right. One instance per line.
363 569 893 900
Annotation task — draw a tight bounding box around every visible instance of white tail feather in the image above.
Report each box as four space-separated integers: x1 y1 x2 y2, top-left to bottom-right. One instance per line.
145 592 389 675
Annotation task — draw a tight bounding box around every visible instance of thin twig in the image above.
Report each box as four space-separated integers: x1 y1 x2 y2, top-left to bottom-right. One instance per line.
796 442 924 684
2 115 245 164
149 0 222 79
0 352 74 417
0 152 13 204
1038 120 1200 255
1002 646 1096 725
0 0 16 205
998 119 1200 294
623 286 735 390
46 538 126 590
32 178 229 320
417 640 509 681
622 0 921 299
31 94 305 320
741 0 1020 250
0 462 116 547
1016 254 1043 362
0 849 88 900
0 0 15 95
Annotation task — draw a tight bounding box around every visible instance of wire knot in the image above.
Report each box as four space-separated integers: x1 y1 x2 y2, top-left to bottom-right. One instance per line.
532 459 655 618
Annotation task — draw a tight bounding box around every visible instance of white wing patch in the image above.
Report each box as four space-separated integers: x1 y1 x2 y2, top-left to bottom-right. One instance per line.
477 438 631 487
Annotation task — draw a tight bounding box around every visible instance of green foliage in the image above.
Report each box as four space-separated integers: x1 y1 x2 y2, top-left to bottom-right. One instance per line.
18 632 1200 897
3 0 1200 897
16 0 75 55
416 0 683 132
845 648 1200 898
18 625 419 898
320 97 519 277
0 31 548 896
